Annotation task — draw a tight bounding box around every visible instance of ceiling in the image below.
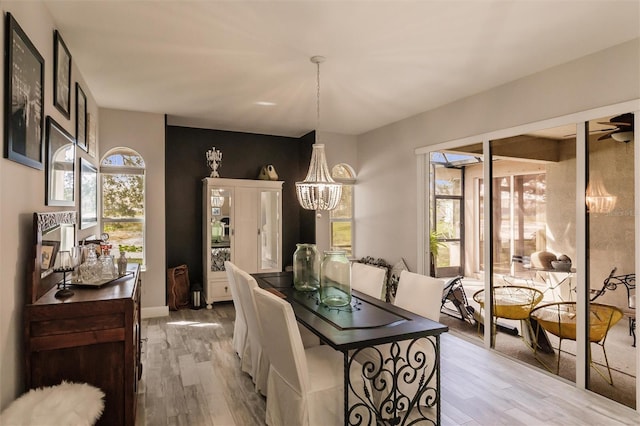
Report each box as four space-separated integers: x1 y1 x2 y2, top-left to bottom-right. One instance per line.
42 1 640 138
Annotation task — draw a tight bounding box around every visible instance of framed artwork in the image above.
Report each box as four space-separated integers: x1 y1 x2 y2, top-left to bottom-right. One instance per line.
75 83 87 151
41 240 60 270
53 30 71 118
45 116 75 206
87 112 96 157
3 12 45 170
80 158 98 229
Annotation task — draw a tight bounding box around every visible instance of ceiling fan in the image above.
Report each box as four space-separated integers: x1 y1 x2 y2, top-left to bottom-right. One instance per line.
597 113 634 143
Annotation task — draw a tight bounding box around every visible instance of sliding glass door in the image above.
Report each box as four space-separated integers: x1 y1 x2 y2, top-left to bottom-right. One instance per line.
423 105 638 410
586 114 636 407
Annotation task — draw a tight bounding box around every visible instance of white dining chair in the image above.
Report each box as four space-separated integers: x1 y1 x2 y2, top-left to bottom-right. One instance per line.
234 268 270 395
253 286 367 426
224 261 247 361
394 270 443 322
351 262 386 300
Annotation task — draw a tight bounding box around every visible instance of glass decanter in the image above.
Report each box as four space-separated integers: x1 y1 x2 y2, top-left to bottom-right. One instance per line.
79 244 101 283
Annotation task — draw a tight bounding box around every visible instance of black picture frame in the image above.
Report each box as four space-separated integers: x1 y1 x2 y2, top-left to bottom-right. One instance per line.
41 240 60 271
80 158 98 229
76 83 87 151
3 12 45 170
45 116 75 206
53 30 71 119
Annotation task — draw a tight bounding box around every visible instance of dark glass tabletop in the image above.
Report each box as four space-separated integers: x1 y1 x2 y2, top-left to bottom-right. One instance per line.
253 272 448 351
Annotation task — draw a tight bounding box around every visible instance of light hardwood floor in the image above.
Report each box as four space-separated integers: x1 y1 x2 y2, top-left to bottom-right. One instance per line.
136 303 640 425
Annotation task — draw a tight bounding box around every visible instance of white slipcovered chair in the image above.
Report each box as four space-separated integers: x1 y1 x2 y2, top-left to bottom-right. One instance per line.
253 286 366 426
234 268 271 395
224 261 247 361
394 270 443 322
351 262 387 300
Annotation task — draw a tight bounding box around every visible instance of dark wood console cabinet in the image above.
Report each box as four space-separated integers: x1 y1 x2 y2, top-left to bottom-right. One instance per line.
24 264 142 426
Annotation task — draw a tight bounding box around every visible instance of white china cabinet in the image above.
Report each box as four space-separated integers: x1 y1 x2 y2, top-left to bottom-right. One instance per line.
202 178 283 307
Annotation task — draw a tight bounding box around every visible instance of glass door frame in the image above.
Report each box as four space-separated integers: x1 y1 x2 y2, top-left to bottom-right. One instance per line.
431 163 465 277
416 99 640 410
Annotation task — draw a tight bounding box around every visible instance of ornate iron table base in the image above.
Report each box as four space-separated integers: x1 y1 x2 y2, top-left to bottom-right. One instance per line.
345 336 440 425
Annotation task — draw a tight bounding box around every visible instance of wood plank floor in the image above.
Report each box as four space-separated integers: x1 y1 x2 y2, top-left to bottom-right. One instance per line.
136 303 640 425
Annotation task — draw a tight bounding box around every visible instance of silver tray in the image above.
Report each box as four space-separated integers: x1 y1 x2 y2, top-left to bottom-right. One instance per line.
68 272 133 287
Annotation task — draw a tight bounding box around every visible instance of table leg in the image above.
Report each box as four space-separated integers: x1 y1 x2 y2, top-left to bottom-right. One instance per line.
347 337 440 425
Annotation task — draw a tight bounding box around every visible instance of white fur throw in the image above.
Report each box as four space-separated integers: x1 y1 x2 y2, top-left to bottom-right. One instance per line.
0 381 104 426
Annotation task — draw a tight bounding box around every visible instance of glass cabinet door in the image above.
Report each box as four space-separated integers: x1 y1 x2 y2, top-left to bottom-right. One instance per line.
208 187 232 274
259 189 281 271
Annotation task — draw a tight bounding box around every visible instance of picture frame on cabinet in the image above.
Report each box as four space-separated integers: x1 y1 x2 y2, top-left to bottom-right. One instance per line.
53 30 71 118
76 83 87 151
41 240 60 270
80 158 98 229
3 13 45 170
45 116 75 206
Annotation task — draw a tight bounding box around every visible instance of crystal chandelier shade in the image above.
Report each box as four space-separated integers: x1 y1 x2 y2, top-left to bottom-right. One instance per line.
296 144 342 210
586 170 616 214
296 56 342 211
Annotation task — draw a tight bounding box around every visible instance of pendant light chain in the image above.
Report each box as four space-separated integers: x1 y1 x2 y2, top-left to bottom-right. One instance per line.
295 55 342 211
316 59 320 141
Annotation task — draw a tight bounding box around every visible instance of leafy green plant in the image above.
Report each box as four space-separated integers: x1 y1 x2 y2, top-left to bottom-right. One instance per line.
430 231 445 258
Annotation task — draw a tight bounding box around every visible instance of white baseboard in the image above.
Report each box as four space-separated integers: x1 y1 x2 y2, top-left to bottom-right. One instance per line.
141 305 169 319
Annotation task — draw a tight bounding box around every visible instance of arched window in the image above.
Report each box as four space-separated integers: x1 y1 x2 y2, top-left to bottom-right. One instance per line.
100 148 146 265
330 163 356 257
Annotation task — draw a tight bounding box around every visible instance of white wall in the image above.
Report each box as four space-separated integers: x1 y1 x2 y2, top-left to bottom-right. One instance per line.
99 108 166 311
356 38 640 272
0 0 99 409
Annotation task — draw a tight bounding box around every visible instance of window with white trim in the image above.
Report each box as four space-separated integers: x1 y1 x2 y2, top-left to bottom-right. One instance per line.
330 163 355 257
100 148 145 265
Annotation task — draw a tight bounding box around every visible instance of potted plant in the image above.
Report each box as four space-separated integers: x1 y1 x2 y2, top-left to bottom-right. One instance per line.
429 231 443 277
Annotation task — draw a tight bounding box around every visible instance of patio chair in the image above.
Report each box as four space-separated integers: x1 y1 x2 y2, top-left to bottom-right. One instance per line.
473 285 544 348
530 302 623 385
440 276 475 324
590 267 636 347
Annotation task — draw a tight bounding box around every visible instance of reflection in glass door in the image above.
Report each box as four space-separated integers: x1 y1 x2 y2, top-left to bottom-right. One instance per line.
489 127 577 383
259 190 281 270
431 160 464 277
424 107 638 409
586 113 636 408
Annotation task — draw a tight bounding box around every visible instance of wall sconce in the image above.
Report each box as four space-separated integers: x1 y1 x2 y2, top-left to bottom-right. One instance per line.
586 170 616 213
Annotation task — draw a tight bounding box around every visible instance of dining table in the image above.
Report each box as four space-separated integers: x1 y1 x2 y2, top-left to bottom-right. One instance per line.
252 271 448 425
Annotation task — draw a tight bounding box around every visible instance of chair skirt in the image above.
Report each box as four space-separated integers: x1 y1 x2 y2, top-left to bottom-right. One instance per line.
265 345 365 426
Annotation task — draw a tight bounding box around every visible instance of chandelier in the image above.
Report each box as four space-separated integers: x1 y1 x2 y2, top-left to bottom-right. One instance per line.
586 170 616 214
296 56 342 211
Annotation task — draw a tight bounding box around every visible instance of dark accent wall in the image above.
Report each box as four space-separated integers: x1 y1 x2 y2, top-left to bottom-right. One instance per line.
165 125 315 286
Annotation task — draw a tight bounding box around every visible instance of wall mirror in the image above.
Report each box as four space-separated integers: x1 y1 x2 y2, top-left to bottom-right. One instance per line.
45 116 75 206
80 158 98 229
30 211 76 303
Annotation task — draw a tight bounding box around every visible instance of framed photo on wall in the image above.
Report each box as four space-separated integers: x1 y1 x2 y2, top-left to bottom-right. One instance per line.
45 116 75 206
87 112 96 157
53 30 71 119
80 158 98 229
76 83 87 151
3 12 45 170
